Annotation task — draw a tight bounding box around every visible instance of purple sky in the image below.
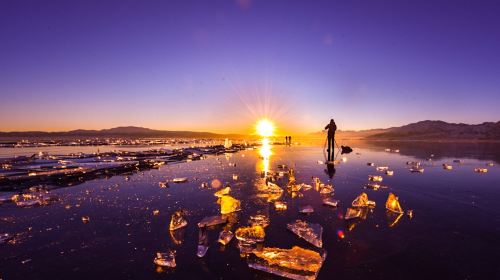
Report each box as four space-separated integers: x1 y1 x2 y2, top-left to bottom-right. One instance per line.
0 0 499 133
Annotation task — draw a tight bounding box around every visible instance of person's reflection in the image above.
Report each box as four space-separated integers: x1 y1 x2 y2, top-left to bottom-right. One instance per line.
324 162 336 179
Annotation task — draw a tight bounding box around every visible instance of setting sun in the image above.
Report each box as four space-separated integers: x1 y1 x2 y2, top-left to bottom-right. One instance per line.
255 119 275 137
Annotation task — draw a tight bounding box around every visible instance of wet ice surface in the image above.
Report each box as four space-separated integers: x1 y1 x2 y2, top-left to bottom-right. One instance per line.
1 142 500 279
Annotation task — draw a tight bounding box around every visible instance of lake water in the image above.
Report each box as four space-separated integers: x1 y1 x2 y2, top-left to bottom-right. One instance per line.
1 141 499 279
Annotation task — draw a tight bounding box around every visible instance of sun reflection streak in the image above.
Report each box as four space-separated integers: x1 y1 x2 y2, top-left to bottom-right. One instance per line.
258 138 272 175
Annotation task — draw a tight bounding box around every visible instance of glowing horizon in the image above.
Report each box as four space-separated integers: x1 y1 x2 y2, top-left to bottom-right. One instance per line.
1 1 499 133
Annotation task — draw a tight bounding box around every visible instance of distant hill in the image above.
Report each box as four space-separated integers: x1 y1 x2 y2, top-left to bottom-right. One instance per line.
0 126 243 139
311 120 500 140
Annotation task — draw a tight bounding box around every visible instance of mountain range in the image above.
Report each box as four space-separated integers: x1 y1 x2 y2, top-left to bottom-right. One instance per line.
1 120 499 140
313 120 500 140
0 126 240 139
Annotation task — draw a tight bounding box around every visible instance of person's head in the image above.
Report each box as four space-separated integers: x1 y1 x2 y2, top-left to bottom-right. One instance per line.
330 119 335 124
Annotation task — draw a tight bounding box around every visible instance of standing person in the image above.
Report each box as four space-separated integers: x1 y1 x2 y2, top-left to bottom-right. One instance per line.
324 119 337 161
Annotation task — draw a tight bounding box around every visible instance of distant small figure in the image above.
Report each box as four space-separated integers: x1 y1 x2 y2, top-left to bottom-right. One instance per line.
324 119 337 161
284 136 292 145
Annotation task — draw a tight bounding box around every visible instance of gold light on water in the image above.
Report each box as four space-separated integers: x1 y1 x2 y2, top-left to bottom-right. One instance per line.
259 138 272 174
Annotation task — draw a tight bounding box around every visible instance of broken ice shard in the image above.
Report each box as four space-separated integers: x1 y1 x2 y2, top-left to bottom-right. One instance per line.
319 184 333 194
368 175 383 182
474 168 488 173
172 177 188 183
385 192 404 214
218 229 234 246
322 197 339 207
214 186 231 197
351 192 376 208
249 214 270 228
365 183 381 190
376 166 389 171
154 249 176 268
197 227 209 257
220 195 241 214
443 164 453 170
287 220 323 248
169 210 188 231
1 233 12 244
235 225 265 243
274 201 288 211
299 205 314 214
197 215 228 228
344 207 362 220
248 246 326 280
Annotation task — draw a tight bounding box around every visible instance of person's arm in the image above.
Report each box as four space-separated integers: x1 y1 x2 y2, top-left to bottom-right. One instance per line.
324 124 329 130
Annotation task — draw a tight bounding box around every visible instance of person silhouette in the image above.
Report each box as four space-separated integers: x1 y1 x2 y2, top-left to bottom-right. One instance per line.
324 119 337 161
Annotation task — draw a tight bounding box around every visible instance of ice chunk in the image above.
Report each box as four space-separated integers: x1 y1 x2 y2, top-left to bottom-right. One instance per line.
1 233 12 244
235 225 265 243
385 192 403 214
287 220 323 248
274 201 288 211
220 195 241 214
158 181 169 188
367 162 375 166
319 184 333 194
376 166 388 171
352 192 375 208
81 216 90 223
249 214 270 228
172 177 188 183
300 183 313 191
232 174 239 180
344 208 362 220
322 197 339 207
197 227 209 257
218 229 234 246
169 210 188 231
214 186 231 197
299 205 314 214
368 175 383 182
474 168 488 173
442 164 453 170
410 167 424 173
248 246 326 280
197 215 228 228
154 249 176 268
385 170 394 176
406 209 413 219
258 181 283 194
365 183 381 190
